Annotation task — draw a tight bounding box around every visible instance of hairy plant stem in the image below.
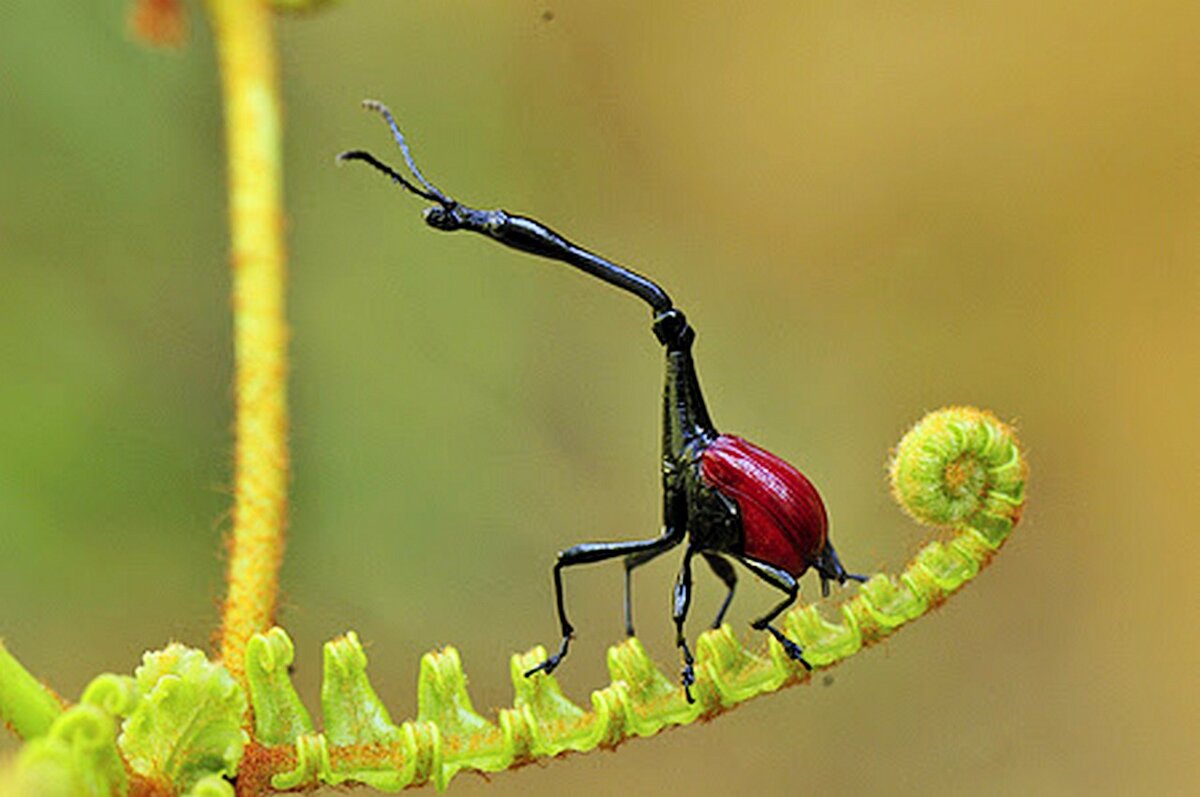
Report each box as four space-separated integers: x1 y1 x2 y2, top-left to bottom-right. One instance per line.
206 0 289 688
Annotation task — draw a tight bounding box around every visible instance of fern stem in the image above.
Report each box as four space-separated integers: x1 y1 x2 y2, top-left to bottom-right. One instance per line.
0 640 65 741
206 0 289 687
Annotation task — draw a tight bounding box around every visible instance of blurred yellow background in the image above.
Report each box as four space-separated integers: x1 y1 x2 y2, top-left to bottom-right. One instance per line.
1 1 1196 793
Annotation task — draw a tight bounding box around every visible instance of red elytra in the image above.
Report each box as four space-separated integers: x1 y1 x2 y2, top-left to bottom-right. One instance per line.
700 434 829 576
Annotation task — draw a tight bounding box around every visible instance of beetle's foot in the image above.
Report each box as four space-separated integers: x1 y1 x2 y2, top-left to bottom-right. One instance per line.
680 662 696 704
677 637 697 704
524 633 572 678
523 656 560 678
764 624 812 671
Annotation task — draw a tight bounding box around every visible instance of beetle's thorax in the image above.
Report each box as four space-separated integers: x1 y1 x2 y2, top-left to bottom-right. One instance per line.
653 309 744 555
656 310 716 455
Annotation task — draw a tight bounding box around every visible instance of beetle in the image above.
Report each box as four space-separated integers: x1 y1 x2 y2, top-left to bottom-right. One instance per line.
341 101 866 701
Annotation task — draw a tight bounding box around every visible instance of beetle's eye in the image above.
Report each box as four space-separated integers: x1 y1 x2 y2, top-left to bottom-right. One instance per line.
423 206 454 230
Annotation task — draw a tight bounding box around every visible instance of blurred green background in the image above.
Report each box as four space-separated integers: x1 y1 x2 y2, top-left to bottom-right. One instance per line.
2 1 1197 793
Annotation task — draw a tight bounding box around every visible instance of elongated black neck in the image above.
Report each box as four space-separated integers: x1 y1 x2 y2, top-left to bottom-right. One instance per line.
425 204 674 314
655 309 717 457
426 203 718 453
430 199 720 457
340 110 718 451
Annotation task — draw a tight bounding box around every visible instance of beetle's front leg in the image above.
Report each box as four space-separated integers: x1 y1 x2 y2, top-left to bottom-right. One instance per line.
525 528 684 678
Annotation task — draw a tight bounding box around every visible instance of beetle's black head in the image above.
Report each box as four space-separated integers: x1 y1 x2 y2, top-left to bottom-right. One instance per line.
423 204 459 231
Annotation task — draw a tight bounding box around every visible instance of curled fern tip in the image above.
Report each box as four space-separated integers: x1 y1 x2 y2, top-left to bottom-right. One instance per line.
890 406 1027 546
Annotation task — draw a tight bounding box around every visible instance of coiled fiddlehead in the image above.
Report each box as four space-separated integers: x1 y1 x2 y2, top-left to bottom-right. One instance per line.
890 406 1026 546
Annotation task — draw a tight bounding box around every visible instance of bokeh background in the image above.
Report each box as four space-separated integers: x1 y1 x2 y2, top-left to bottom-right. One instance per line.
2 1 1197 793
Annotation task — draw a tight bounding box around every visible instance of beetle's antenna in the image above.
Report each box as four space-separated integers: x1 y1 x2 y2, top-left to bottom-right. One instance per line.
337 150 445 203
337 99 454 207
361 99 451 203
